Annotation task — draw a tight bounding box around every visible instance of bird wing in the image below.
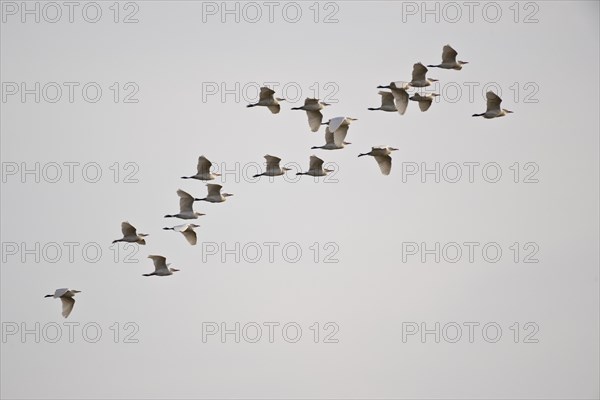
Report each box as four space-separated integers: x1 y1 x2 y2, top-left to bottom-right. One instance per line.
418 99 433 112
61 297 75 318
374 155 392 176
327 116 345 133
412 63 428 81
259 87 275 101
181 227 198 245
264 155 282 171
307 110 323 132
332 125 349 147
171 224 188 232
309 155 324 171
267 104 281 114
177 189 195 212
54 288 70 298
441 45 458 64
324 127 335 144
379 91 396 108
486 91 502 112
148 255 167 272
206 184 222 197
392 88 409 115
121 221 137 237
196 156 212 175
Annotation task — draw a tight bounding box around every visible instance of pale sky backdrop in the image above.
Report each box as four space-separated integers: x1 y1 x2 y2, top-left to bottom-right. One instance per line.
1 1 599 399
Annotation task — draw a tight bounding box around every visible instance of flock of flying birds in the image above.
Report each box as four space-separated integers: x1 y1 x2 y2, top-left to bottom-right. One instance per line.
45 44 514 318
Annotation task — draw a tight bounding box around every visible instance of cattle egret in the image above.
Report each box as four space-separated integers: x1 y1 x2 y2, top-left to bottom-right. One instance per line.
247 87 285 114
253 155 292 177
368 91 397 112
144 255 179 276
409 93 440 112
376 82 409 115
428 45 468 70
358 146 399 176
472 91 514 119
197 184 233 203
291 98 330 132
112 222 148 245
409 63 438 87
181 155 220 181
297 155 334 177
164 189 206 219
163 224 200 245
44 288 81 318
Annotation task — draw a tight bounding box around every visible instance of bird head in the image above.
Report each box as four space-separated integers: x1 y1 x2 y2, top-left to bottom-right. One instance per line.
139 233 149 237
459 60 469 65
71 290 82 294
325 168 335 173
223 193 234 197
347 117 358 122
190 224 201 228
343 142 352 145
194 212 206 217
429 78 439 82
503 109 514 113
389 147 399 152
169 268 180 273
282 167 293 172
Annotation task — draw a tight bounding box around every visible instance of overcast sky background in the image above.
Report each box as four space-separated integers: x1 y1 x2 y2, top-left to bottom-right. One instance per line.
1 1 599 399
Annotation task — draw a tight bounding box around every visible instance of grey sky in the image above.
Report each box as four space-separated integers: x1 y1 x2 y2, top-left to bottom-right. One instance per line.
1 1 599 399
